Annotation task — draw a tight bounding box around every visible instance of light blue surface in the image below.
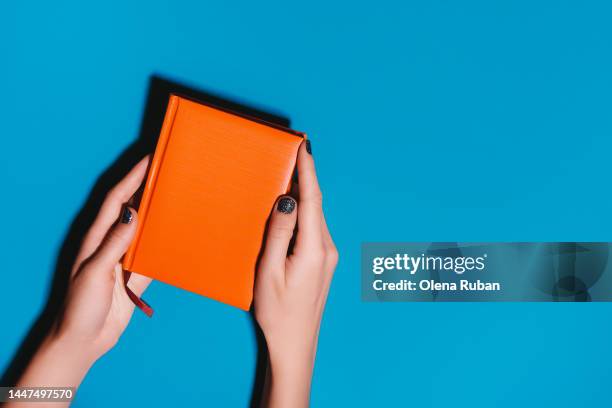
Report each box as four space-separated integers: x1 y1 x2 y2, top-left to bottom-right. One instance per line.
2 1 612 406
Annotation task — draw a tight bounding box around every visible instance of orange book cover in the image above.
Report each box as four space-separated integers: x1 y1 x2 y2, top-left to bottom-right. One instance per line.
123 95 303 311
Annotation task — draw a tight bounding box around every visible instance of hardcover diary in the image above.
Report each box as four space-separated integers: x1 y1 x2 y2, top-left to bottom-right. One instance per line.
123 95 304 311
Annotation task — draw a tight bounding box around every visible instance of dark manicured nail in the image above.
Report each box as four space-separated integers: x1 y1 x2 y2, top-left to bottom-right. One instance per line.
121 207 133 224
277 197 296 214
305 140 312 155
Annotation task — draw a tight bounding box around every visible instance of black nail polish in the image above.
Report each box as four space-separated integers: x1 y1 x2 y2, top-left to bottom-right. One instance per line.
121 207 133 224
305 140 312 155
277 197 296 214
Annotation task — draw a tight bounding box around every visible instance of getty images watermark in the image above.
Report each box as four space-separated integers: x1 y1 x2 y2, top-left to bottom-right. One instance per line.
362 242 612 302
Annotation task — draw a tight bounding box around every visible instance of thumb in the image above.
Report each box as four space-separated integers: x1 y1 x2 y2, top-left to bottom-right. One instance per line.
86 207 138 275
259 196 298 275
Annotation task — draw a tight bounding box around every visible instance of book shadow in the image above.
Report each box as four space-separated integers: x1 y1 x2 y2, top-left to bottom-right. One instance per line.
1 74 290 408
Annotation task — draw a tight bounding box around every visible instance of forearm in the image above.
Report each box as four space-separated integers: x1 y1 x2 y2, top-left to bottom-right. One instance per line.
264 335 318 408
6 335 97 408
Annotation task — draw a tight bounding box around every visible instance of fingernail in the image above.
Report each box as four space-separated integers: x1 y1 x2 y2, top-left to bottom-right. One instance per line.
305 140 312 155
121 207 133 224
277 197 296 214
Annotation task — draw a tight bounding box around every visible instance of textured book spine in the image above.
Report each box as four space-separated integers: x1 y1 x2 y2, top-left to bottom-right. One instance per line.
122 95 180 271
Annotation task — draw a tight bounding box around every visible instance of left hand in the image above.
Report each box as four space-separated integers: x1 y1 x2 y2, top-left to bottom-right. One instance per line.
13 157 152 397
56 156 152 359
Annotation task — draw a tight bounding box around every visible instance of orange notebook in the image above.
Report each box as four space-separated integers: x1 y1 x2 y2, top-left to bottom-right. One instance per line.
123 95 304 311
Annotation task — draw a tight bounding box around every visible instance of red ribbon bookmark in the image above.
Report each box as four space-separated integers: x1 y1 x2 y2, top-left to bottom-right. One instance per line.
124 271 154 317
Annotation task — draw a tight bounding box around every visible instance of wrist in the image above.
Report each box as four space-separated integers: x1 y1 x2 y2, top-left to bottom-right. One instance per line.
265 331 317 375
46 332 100 367
17 333 98 387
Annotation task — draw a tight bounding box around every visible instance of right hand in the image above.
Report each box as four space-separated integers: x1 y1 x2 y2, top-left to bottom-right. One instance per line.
254 140 338 407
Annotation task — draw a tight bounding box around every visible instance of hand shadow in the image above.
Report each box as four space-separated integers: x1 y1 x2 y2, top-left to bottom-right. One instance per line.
1 75 290 408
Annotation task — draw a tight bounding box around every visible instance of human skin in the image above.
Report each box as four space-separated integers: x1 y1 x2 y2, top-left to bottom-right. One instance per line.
7 140 337 408
7 156 152 408
255 141 338 408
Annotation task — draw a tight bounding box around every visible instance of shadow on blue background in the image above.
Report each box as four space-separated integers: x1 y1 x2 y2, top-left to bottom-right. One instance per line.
2 1 612 406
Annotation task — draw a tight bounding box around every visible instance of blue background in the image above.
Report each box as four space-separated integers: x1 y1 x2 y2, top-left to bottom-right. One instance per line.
2 1 612 406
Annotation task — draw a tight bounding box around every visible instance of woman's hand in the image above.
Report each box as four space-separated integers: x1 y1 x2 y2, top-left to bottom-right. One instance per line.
12 157 151 402
254 141 338 408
